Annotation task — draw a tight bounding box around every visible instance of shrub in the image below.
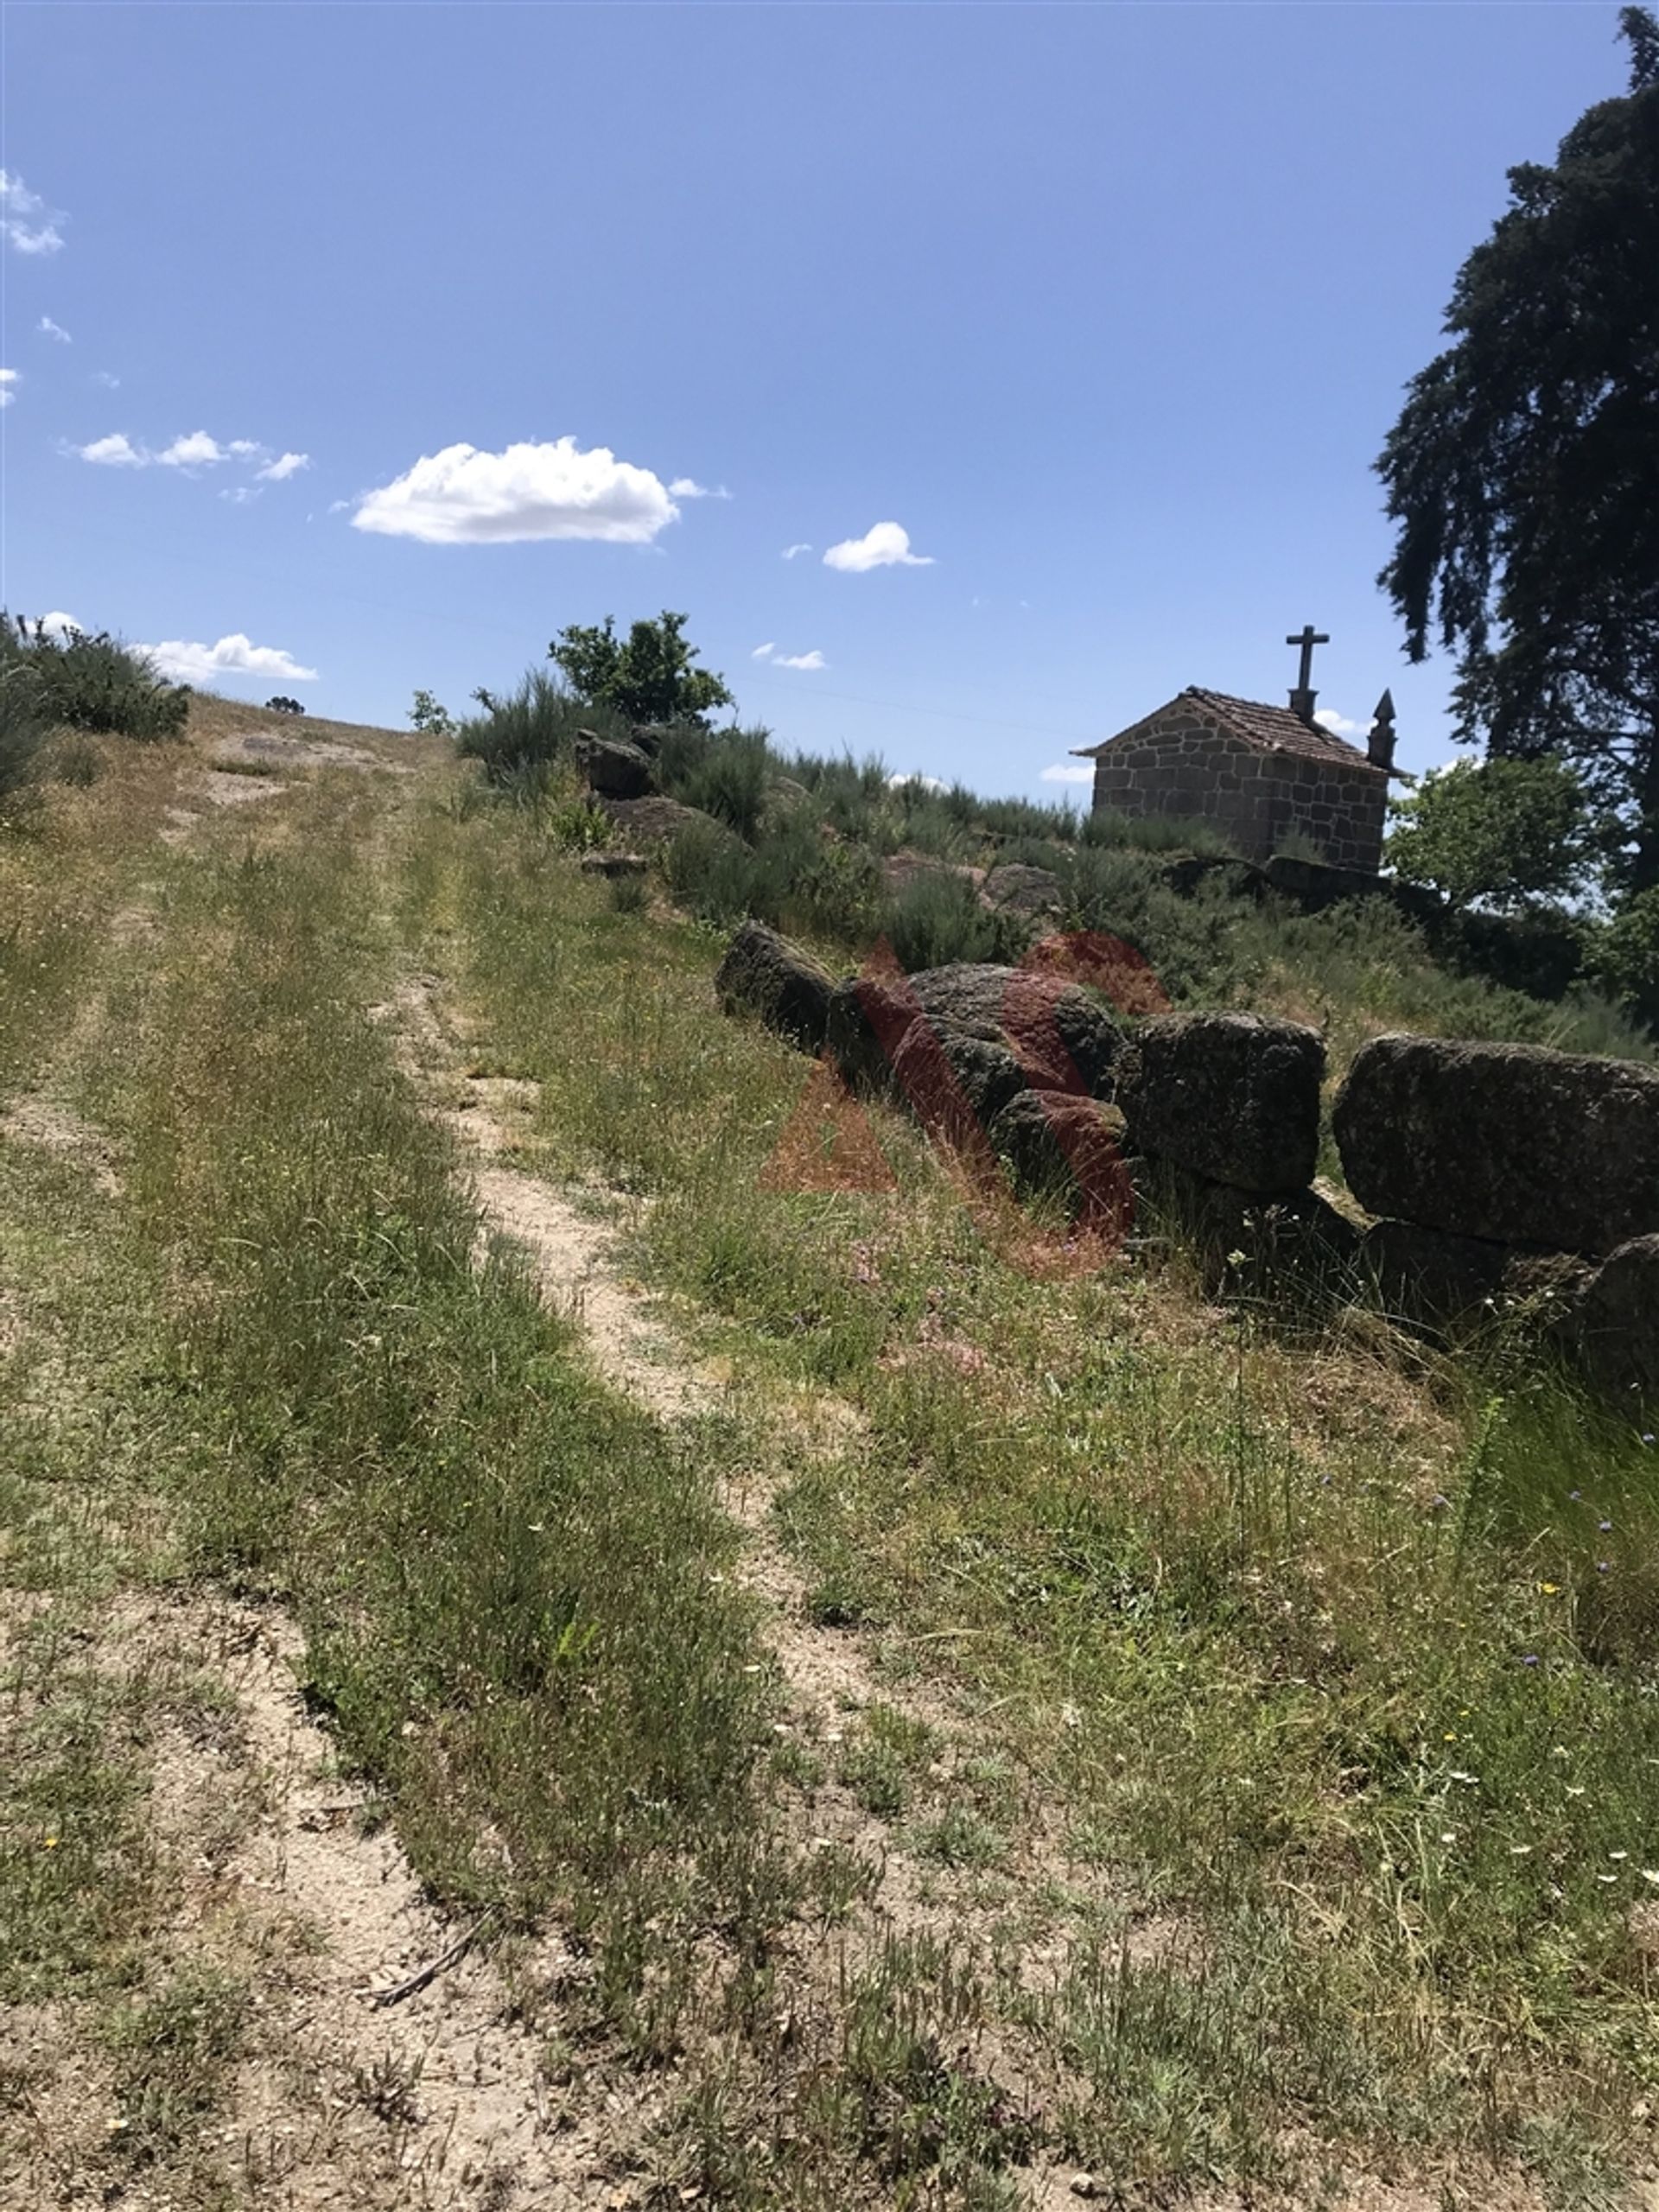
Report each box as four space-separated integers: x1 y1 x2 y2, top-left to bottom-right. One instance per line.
265 695 306 716
1068 847 1245 1001
1592 888 1659 1029
880 872 1027 972
0 658 48 814
456 671 627 781
1079 805 1236 859
0 613 190 741
666 726 774 841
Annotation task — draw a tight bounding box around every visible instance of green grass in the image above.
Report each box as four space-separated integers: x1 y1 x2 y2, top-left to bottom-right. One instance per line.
416 790 1659 2202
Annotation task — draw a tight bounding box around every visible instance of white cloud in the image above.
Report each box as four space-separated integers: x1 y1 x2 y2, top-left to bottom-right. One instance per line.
670 476 730 500
141 633 318 685
353 436 677 546
92 370 119 389
1 171 66 256
772 650 826 671
327 499 352 513
37 611 82 641
257 450 310 482
78 431 144 466
156 430 228 468
227 440 260 457
751 641 776 660
0 369 16 408
781 543 812 561
38 315 71 343
1315 708 1367 740
823 521 934 572
1040 762 1095 785
887 772 948 794
219 486 261 505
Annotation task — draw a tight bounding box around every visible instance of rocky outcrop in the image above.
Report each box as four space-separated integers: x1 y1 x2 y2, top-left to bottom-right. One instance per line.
598 796 734 846
715 921 836 1052
824 961 1123 1103
1559 1235 1659 1410
989 1090 1130 1211
982 864 1065 919
1333 1035 1659 1255
891 1025 1030 1145
578 850 647 879
575 734 652 799
1120 1012 1324 1194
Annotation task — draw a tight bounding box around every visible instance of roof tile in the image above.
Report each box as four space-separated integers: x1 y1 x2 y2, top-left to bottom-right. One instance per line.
1074 686 1386 773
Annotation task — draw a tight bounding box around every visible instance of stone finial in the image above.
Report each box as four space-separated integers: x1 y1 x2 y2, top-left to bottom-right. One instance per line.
1367 688 1397 771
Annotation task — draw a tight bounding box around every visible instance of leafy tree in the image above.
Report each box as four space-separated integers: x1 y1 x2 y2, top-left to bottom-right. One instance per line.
1384 755 1596 911
1592 883 1659 1022
409 689 455 735
548 610 732 728
1376 9 1659 896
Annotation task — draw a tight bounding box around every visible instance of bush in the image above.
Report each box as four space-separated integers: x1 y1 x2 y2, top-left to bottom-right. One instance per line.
549 610 732 727
0 613 190 741
664 726 774 841
1079 805 1236 859
0 658 48 814
265 695 306 716
880 872 1027 972
1069 847 1245 1001
456 671 627 781
1592 888 1659 1029
408 689 454 734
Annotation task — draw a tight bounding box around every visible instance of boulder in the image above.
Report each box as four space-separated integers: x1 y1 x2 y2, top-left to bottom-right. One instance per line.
715 922 836 1053
575 734 652 799
825 961 1124 1103
1333 1034 1659 1255
982 863 1066 918
1358 1218 1514 1330
1120 1012 1324 1194
1560 1234 1659 1412
598 796 734 846
990 1090 1131 1211
578 850 647 880
891 1024 1030 1145
907 964 1124 1096
1130 1155 1358 1300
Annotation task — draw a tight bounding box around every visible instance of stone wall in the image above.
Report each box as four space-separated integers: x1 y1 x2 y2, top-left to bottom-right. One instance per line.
717 928 1659 1414
1090 702 1387 872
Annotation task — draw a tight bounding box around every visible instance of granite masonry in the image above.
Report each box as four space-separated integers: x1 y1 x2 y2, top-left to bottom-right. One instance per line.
1073 685 1393 873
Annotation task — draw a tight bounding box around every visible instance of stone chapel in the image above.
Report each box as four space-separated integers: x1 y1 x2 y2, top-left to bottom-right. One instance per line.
1071 628 1397 873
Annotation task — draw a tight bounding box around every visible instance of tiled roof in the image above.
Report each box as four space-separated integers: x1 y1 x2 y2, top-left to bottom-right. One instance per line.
1073 685 1386 773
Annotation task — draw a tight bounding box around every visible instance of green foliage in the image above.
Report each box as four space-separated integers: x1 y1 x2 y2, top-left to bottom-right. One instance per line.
1069 846 1245 1001
549 609 733 727
408 688 455 735
1384 756 1597 912
0 658 48 813
455 669 627 779
0 613 190 741
665 726 774 841
882 870 1027 971
1376 10 1659 892
1080 804 1237 858
1591 885 1659 1026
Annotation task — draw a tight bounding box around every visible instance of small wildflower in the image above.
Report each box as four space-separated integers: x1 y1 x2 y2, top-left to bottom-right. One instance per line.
1567 1783 1587 1797
1599 1872 1620 1885
1521 1654 1540 1667
1510 1844 1533 1856
1444 1731 1459 1742
1540 1581 1561 1596
43 1836 58 1850
1600 1520 1613 1533
1570 1490 1583 1502
1440 1831 1457 1845
1643 1870 1659 1886
1599 1560 1611 1573
1449 1769 1479 1784
1430 1494 1450 1510
1611 1850 1630 1861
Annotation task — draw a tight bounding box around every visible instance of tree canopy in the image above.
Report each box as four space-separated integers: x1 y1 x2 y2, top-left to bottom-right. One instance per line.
1383 755 1596 911
1376 8 1659 895
549 610 733 728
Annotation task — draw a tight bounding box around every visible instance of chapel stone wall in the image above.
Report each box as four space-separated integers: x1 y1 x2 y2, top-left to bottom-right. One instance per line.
1089 702 1386 872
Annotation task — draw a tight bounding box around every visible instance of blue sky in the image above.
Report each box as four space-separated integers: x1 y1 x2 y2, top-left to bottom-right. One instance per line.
1 3 1632 798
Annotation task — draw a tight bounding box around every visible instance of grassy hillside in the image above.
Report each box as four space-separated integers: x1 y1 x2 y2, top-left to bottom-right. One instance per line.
2 691 1656 2209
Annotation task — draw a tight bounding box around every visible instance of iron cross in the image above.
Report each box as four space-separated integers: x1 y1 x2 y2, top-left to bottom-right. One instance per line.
1287 625 1330 693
